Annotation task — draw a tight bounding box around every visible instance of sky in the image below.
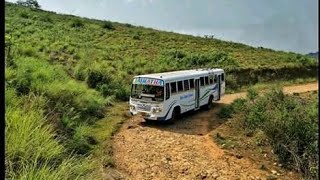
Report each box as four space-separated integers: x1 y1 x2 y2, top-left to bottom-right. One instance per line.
7 0 318 54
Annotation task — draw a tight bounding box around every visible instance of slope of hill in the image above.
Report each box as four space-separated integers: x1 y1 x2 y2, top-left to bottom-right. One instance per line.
5 2 317 94
307 51 318 59
4 2 318 179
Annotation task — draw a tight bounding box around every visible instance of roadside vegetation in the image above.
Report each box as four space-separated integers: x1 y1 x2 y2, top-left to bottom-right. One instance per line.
216 89 318 179
5 1 318 179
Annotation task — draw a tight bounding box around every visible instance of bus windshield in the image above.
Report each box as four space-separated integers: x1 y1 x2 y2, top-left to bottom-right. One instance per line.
131 84 164 102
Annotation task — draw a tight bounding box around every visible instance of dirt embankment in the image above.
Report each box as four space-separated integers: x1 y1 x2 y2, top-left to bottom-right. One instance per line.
111 82 318 180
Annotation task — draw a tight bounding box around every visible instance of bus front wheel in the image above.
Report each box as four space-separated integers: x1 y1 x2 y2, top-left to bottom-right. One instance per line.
170 107 180 121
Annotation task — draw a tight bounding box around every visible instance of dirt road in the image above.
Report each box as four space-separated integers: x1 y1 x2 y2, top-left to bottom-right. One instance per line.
112 82 318 180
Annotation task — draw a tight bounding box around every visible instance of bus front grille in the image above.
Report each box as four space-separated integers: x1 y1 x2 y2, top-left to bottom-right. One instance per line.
137 104 151 111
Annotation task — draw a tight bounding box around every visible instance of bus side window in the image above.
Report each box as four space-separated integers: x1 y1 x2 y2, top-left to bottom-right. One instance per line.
214 75 217 83
170 82 177 94
189 79 194 89
184 80 189 91
200 77 205 86
177 81 183 92
209 75 214 84
221 73 225 81
205 76 209 86
166 83 170 100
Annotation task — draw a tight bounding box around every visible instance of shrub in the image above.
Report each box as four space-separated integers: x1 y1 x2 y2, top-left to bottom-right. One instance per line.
101 21 114 30
114 83 130 101
98 84 113 97
19 11 29 18
86 69 112 88
21 47 36 57
247 87 259 101
231 89 318 179
132 33 140 40
71 19 84 28
40 16 52 23
124 23 133 27
225 74 239 90
231 98 247 112
217 105 234 119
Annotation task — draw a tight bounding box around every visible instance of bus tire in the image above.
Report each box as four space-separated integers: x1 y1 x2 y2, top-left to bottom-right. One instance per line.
205 96 214 110
170 107 180 121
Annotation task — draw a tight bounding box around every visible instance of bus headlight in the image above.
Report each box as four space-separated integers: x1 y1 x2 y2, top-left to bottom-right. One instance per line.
152 107 162 113
130 105 136 111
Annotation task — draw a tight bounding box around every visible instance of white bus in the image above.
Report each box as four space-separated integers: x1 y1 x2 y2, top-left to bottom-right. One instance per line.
129 68 225 121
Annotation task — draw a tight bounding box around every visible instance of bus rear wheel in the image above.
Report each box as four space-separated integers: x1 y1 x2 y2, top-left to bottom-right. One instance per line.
205 96 214 110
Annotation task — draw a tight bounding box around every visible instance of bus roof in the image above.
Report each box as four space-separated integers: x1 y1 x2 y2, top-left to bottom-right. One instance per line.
134 68 224 81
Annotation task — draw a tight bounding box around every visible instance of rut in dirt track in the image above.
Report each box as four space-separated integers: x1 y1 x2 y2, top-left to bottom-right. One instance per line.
112 83 318 180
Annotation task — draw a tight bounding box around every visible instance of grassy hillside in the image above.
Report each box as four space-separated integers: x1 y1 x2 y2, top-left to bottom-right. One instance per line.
5 3 317 95
4 2 318 179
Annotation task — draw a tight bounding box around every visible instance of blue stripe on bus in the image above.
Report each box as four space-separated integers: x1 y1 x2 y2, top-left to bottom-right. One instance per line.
156 100 177 121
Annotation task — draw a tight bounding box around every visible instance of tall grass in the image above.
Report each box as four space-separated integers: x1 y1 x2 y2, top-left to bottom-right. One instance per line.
5 88 94 179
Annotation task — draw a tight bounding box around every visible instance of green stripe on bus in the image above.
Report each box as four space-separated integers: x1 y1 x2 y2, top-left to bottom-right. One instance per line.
180 103 195 107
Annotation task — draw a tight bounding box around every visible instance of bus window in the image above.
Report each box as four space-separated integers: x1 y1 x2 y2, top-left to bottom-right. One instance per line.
209 75 214 84
170 82 177 94
177 81 183 92
189 79 194 89
221 73 225 81
214 75 217 83
205 76 209 85
166 83 170 100
184 80 189 91
200 77 205 86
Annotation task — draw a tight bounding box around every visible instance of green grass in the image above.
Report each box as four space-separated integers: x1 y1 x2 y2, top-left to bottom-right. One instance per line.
219 89 318 179
5 2 318 99
90 103 128 169
5 88 94 179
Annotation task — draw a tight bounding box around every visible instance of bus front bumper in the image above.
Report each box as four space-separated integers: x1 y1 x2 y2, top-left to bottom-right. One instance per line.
130 111 163 121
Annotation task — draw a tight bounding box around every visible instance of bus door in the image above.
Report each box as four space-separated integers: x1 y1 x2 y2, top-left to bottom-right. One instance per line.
195 79 200 110
217 75 221 100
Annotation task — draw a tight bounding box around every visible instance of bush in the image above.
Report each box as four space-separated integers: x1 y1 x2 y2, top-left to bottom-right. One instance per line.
231 98 247 112
21 47 37 57
124 23 132 27
86 69 112 88
101 21 114 30
225 74 239 90
217 105 234 119
114 83 130 101
19 11 29 18
98 84 113 97
132 33 140 40
247 87 259 101
231 89 318 179
71 19 84 28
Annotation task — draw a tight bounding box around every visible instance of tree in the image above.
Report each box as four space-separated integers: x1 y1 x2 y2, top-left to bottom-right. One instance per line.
17 0 41 9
